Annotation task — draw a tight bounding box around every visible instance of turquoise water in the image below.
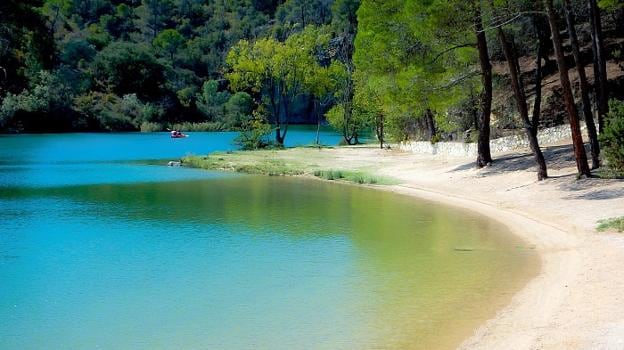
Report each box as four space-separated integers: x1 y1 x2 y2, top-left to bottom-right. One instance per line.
0 130 536 349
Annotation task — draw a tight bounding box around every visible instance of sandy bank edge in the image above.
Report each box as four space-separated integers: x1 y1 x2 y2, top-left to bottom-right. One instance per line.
378 184 581 349
183 146 624 348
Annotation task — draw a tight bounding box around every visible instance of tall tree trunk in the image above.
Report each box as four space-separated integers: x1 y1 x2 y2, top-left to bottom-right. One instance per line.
315 100 321 146
376 114 384 149
588 0 609 133
469 91 479 133
564 0 601 169
496 27 548 180
532 18 545 138
281 96 291 145
545 0 591 177
473 2 493 167
425 109 436 142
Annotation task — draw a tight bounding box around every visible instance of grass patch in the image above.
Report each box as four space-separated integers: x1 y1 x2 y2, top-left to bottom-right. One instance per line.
313 169 344 180
312 169 396 185
182 149 398 185
595 168 624 179
182 154 304 176
597 217 624 232
171 121 227 132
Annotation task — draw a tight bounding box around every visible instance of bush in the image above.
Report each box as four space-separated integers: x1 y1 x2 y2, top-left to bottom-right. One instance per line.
196 80 230 121
170 121 226 132
225 92 253 128
72 92 162 131
597 217 624 232
234 112 272 150
599 99 624 174
326 104 367 145
140 122 163 132
313 170 344 180
0 70 74 130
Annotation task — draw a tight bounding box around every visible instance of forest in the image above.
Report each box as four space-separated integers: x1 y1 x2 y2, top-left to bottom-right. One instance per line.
1 0 623 177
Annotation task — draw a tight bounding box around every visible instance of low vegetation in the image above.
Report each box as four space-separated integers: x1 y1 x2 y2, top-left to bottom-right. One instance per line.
597 217 624 232
313 170 388 185
599 100 624 176
182 149 397 185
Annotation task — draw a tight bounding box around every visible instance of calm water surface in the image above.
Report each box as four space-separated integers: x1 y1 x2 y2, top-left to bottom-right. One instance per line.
0 130 537 349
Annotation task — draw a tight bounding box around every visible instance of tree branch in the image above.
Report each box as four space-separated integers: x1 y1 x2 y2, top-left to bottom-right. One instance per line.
428 43 475 64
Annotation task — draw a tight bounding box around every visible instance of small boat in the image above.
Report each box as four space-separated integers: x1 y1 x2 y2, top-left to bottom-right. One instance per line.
170 131 188 138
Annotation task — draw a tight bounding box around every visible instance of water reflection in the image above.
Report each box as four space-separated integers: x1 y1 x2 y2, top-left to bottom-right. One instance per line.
1 175 536 349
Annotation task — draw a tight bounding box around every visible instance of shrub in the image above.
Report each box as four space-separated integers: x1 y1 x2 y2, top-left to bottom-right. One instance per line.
599 99 624 174
313 170 344 180
0 71 72 122
170 121 225 132
196 80 230 121
225 92 253 128
140 122 163 132
597 217 624 232
72 92 163 131
234 112 272 150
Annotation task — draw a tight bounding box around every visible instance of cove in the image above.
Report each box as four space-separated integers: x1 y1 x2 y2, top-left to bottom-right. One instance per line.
0 132 537 349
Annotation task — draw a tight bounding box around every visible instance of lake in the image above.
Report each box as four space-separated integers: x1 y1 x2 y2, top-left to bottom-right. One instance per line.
0 129 537 349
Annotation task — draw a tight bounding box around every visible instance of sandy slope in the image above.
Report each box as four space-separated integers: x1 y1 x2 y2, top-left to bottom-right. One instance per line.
232 141 624 348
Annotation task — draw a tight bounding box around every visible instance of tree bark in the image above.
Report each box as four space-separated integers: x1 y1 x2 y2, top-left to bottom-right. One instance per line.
376 114 384 149
588 0 609 133
545 0 591 177
564 0 601 169
473 2 493 168
531 18 545 138
425 109 436 142
315 99 321 146
496 27 548 180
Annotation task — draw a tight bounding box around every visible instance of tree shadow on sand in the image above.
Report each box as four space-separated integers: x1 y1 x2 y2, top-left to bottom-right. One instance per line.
447 143 623 200
449 144 577 174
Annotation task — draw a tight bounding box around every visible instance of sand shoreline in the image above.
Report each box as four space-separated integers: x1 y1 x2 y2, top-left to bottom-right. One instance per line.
385 184 580 349
185 141 624 348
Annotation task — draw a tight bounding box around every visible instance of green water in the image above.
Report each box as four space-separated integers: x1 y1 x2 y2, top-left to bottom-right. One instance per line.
0 133 537 349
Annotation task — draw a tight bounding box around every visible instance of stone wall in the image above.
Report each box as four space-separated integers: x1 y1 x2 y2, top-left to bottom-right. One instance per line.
399 124 580 157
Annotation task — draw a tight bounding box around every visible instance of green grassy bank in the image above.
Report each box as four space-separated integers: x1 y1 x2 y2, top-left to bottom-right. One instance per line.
181 148 398 185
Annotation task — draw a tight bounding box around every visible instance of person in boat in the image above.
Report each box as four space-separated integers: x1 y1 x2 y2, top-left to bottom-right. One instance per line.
171 130 184 137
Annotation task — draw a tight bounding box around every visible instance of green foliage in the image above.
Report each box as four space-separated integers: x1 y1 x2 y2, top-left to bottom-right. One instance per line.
196 80 231 121
599 99 624 174
313 169 393 184
227 25 330 144
170 121 226 132
0 70 74 130
72 92 163 131
225 92 254 127
153 29 185 59
325 103 367 144
176 86 197 108
91 42 164 98
355 0 478 140
597 217 624 232
599 0 624 11
234 112 273 150
313 169 345 180
140 121 163 132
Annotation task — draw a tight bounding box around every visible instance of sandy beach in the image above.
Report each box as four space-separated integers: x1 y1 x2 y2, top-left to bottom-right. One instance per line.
188 139 624 349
